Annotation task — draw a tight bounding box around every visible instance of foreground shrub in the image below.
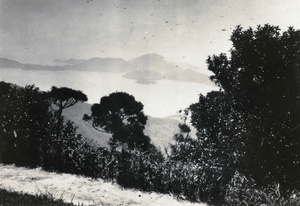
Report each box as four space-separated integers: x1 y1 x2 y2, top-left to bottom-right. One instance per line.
225 171 300 206
165 119 231 204
161 159 227 204
0 81 115 179
116 145 165 192
0 82 53 167
40 119 115 179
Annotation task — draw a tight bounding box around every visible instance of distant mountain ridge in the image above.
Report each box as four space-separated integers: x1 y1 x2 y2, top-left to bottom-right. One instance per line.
55 58 85 65
0 58 24 68
128 53 182 74
0 54 214 85
70 57 130 72
22 64 68 71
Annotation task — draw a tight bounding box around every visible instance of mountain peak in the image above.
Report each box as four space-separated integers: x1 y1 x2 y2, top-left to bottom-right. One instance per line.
129 53 165 62
138 53 164 60
55 58 85 65
128 53 181 74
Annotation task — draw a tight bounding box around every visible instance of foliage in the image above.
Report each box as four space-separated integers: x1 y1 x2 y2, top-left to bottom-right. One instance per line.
189 24 300 198
225 171 300 206
48 86 88 111
40 119 107 178
166 110 229 204
116 146 165 192
0 81 111 179
83 92 151 151
0 82 53 167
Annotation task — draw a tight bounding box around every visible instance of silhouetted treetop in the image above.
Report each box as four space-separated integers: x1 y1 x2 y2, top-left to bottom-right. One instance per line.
49 86 88 110
84 92 150 151
49 86 88 138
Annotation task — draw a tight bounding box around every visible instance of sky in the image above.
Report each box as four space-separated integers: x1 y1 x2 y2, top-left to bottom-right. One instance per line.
1 0 300 70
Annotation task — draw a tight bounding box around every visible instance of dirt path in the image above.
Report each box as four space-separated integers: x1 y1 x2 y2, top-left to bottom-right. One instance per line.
0 164 207 206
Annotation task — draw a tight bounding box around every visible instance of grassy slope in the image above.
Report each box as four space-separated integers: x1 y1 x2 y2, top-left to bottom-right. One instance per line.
63 102 196 150
63 102 111 147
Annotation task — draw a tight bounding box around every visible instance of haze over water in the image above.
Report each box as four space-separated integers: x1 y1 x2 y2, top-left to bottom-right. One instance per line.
0 68 216 118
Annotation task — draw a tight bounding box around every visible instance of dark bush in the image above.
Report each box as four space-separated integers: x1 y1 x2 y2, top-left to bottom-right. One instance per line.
0 81 114 180
225 171 300 206
0 82 53 168
116 146 165 192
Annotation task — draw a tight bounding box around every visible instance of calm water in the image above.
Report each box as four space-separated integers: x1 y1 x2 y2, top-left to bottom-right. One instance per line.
0 68 217 118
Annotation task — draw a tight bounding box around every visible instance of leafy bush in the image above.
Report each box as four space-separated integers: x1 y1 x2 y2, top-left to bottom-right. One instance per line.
0 82 114 179
225 171 300 206
115 145 165 192
0 82 53 167
160 159 226 204
40 119 109 178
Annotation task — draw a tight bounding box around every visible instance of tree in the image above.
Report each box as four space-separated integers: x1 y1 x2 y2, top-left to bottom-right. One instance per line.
0 82 53 167
83 92 150 151
49 86 87 137
169 109 195 162
189 24 300 192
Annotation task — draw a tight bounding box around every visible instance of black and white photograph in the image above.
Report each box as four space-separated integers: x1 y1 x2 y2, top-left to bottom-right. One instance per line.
0 0 300 205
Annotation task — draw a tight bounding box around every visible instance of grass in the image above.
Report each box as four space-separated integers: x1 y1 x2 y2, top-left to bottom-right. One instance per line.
0 188 81 206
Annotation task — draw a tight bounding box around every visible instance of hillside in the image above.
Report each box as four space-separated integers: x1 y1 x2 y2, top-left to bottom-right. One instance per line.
128 53 182 74
63 102 111 147
63 102 196 150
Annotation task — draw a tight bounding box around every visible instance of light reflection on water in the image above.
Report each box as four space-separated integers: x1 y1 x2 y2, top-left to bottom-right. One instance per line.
0 68 217 118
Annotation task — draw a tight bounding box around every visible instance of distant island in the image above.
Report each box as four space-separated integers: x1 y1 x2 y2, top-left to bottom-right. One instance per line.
0 53 214 85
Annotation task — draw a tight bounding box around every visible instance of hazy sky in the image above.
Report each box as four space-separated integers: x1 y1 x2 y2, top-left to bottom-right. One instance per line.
1 0 300 69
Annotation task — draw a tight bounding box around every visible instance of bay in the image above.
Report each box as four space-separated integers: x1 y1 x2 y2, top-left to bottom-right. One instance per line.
0 68 217 118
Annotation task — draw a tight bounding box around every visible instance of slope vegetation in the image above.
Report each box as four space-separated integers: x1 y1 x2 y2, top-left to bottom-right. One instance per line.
63 102 196 150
